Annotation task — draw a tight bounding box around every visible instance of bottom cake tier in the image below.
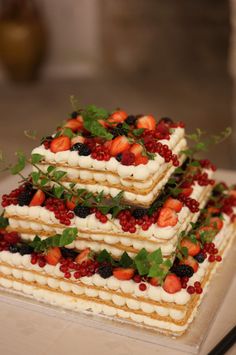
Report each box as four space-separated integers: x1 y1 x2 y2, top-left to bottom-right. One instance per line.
0 217 235 336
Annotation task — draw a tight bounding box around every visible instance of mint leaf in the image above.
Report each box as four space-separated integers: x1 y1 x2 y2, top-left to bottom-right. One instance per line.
133 128 144 136
47 166 56 174
0 215 8 228
31 171 40 184
96 249 113 263
53 185 64 198
53 170 67 181
147 248 163 264
31 153 44 164
134 248 149 275
62 127 74 139
30 228 78 252
10 151 26 175
119 252 134 268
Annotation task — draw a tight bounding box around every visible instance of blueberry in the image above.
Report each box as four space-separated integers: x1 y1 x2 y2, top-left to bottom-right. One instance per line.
116 153 122 162
194 253 205 263
78 144 91 156
18 244 34 256
70 143 83 151
71 111 78 118
9 245 18 253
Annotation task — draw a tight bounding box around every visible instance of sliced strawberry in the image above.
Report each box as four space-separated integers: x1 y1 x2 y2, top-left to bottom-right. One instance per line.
66 196 78 210
75 248 92 264
71 135 85 146
149 277 160 286
206 207 220 215
209 217 223 231
113 267 135 280
50 136 71 153
163 274 182 294
103 140 113 150
130 143 143 157
229 190 236 198
110 136 131 156
29 190 46 207
108 110 128 123
64 119 82 132
180 256 199 273
135 154 148 166
181 187 193 197
180 238 201 257
157 207 178 227
195 226 217 240
136 115 156 130
163 198 183 213
45 247 61 266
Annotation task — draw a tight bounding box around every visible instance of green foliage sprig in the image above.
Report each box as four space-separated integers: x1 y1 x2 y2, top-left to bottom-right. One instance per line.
30 228 78 252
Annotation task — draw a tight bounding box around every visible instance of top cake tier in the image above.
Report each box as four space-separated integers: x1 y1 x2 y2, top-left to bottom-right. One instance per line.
32 110 187 207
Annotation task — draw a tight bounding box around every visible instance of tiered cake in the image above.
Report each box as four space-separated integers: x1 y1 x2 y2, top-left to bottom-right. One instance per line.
0 107 235 336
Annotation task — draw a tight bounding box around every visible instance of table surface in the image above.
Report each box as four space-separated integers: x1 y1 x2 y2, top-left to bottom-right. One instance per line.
0 169 235 355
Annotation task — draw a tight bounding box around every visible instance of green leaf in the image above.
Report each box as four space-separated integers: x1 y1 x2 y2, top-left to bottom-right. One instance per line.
31 171 40 184
53 185 64 198
189 160 200 167
30 228 78 252
10 151 26 175
181 246 189 258
147 248 163 265
31 154 44 164
62 127 74 139
0 215 9 229
47 166 56 174
83 118 113 140
119 252 134 268
53 170 67 181
134 248 149 275
96 249 113 263
24 130 37 140
40 178 49 187
133 128 144 136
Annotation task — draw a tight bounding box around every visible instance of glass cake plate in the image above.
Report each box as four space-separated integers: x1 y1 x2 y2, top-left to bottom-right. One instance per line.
0 170 235 354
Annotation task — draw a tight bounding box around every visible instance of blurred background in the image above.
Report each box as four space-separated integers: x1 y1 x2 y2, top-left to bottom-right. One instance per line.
0 0 235 169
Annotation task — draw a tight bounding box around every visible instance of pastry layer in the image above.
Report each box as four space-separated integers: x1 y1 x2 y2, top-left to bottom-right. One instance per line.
32 129 186 206
5 184 212 257
0 216 234 336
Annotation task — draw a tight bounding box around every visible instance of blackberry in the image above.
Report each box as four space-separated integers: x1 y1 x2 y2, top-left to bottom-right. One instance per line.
61 247 78 259
78 144 91 156
125 115 137 125
132 208 147 219
71 111 78 118
41 136 53 145
116 153 122 162
158 117 173 125
172 264 194 278
9 245 18 253
98 264 113 279
18 188 34 206
18 244 34 256
74 205 91 218
110 126 126 138
194 253 205 263
70 143 83 151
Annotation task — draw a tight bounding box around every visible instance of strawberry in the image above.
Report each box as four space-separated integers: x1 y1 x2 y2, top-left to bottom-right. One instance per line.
108 110 128 123
71 135 85 146
163 198 183 213
206 207 220 215
229 190 236 198
149 277 160 286
136 115 156 130
180 256 199 273
66 196 78 210
29 190 46 207
113 267 135 280
75 248 92 264
135 154 148 166
180 238 201 256
130 143 143 157
163 274 182 294
103 140 113 150
209 217 223 231
157 207 178 227
195 226 217 240
45 247 61 266
50 136 71 153
64 119 82 132
110 136 131 156
121 150 135 165
181 187 193 197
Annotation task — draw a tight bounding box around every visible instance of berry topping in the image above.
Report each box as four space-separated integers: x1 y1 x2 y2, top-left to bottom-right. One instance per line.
98 264 113 279
74 205 91 218
29 189 46 207
194 253 206 263
163 274 182 294
163 198 183 212
70 111 78 118
18 244 34 256
115 153 122 162
180 238 201 257
130 143 143 157
149 277 160 286
158 117 173 125
70 142 83 151
113 267 135 281
180 187 193 197
187 285 195 294
171 264 194 278
108 110 127 123
64 118 83 132
71 135 85 147
180 255 199 273
132 208 147 219
109 124 127 138
209 217 223 231
78 144 92 156
157 207 178 227
50 136 71 153
66 196 77 210
139 283 147 291
45 247 61 266
9 245 18 253
134 154 148 165
121 151 135 166
136 115 156 131
61 247 78 259
42 136 53 149
18 188 34 206
75 248 92 264
110 136 131 156
125 115 137 125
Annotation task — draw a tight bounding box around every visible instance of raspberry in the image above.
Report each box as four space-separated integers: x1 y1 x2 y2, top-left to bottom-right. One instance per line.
121 151 135 166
